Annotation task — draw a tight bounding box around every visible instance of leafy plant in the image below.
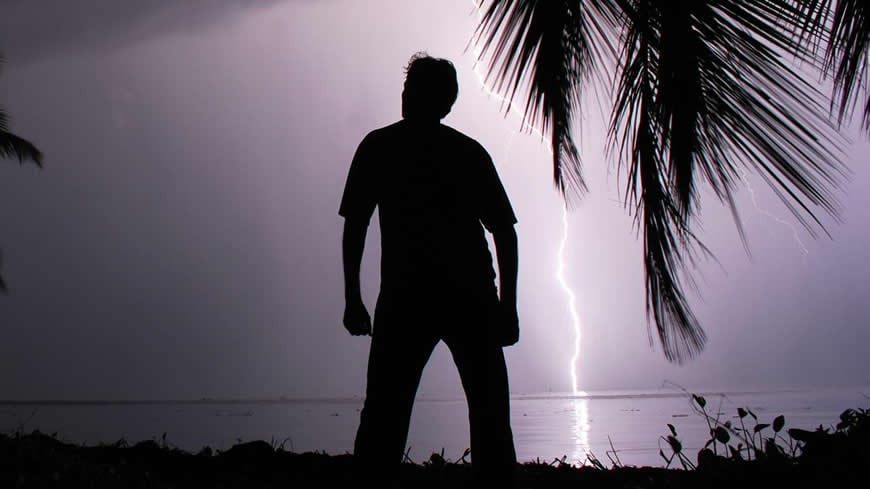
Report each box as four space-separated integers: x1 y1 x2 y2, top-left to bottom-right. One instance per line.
659 422 696 469
664 393 870 469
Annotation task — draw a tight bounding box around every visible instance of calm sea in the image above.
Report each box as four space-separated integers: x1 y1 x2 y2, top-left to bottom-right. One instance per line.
2 386 867 467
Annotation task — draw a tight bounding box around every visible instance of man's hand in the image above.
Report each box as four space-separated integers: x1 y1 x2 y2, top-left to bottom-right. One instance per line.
344 299 372 336
496 300 519 347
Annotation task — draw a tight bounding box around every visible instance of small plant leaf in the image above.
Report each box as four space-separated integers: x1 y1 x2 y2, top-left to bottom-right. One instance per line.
765 438 784 457
837 409 856 430
729 445 743 460
667 423 677 437
666 435 682 453
693 395 707 409
714 426 730 444
773 415 785 433
747 408 757 420
754 423 770 433
737 407 748 418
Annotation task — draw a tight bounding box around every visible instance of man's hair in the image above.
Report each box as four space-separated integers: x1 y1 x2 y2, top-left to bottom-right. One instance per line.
403 52 458 120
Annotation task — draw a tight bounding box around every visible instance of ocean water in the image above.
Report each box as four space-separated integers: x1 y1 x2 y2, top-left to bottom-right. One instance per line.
2 386 867 468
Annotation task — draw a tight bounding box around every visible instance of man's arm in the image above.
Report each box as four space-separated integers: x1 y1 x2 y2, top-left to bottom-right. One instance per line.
342 217 371 336
491 224 519 346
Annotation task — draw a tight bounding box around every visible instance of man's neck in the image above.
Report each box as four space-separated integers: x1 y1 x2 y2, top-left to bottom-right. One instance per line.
402 115 441 126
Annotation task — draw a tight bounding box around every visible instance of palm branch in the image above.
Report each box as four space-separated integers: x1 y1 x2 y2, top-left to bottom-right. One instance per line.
0 108 43 167
1 57 43 294
473 0 846 362
796 0 870 129
473 0 620 196
0 58 42 167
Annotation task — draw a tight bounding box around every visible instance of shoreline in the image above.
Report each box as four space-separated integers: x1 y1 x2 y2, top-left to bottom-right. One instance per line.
4 383 865 405
3 405 868 488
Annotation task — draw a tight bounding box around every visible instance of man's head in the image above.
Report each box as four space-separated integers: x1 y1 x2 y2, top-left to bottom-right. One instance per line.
401 53 458 121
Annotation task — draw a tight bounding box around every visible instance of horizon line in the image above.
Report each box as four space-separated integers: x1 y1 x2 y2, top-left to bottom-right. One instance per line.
0 385 847 406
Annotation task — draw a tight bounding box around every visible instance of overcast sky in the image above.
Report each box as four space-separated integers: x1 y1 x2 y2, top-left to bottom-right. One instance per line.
1 0 868 400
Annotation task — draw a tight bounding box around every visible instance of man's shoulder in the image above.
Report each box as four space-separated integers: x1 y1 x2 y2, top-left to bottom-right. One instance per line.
363 120 404 138
439 123 483 146
359 121 490 159
438 124 490 158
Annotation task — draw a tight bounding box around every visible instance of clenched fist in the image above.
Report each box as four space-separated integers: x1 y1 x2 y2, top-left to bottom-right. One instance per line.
343 299 372 336
495 301 519 347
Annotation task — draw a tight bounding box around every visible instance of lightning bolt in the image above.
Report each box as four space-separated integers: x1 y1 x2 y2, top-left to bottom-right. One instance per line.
556 206 583 394
738 167 810 263
468 1 585 396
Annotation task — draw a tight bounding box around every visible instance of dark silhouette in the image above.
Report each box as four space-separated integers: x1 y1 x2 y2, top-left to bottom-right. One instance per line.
340 53 519 488
1 55 43 294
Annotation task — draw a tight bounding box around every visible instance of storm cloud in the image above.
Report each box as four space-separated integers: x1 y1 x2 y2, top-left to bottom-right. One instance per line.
0 0 287 64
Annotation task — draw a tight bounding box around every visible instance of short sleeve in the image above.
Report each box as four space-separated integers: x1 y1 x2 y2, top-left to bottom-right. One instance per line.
477 147 517 232
338 134 378 221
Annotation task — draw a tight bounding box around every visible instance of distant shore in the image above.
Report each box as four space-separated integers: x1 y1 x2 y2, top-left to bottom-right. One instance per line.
0 386 836 405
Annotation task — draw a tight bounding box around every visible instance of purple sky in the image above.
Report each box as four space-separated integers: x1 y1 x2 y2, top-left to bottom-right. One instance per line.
1 0 868 400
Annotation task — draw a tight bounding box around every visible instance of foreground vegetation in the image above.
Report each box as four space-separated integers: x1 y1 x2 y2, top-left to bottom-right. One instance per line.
2 401 868 488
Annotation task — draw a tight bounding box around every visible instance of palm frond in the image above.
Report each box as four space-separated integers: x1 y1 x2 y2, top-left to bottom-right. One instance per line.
475 0 846 363
473 0 620 197
609 0 710 361
1 57 43 166
794 0 870 129
614 0 845 361
0 109 43 167
826 0 869 128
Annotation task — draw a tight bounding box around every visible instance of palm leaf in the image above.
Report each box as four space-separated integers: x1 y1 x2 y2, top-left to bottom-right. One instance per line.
1 56 42 296
1 57 42 167
799 0 870 128
609 0 710 361
0 109 43 167
474 0 846 362
473 0 621 197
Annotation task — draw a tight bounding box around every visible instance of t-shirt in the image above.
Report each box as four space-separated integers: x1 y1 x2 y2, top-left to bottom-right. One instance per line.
339 119 517 298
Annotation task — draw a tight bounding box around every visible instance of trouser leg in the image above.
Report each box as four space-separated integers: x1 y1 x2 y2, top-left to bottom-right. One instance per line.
353 318 439 486
445 325 517 487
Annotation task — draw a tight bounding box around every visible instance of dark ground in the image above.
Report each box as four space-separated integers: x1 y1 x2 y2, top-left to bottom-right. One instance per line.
3 406 868 488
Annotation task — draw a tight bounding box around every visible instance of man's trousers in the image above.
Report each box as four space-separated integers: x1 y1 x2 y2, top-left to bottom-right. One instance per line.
353 290 517 487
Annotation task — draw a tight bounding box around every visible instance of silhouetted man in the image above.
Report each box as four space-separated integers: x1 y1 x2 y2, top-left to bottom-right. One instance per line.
340 53 519 488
